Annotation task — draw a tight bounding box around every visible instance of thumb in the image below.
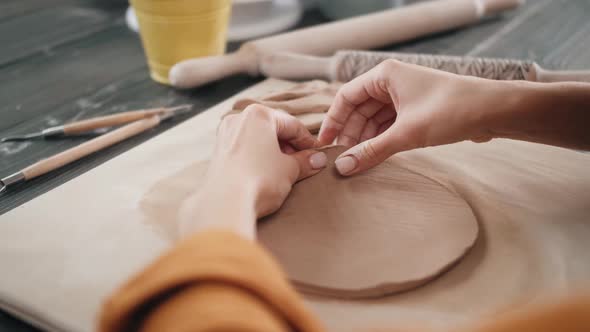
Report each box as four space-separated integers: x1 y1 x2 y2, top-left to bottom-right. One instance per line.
334 124 412 176
288 149 328 182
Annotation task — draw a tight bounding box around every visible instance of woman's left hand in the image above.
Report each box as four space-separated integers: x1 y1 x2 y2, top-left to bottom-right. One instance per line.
179 105 327 239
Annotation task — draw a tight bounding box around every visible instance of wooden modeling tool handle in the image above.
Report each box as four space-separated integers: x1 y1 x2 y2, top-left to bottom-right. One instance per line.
480 0 525 15
170 0 522 89
22 116 161 180
63 108 167 135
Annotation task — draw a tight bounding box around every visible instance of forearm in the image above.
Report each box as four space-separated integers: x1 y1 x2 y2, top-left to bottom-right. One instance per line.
487 81 590 150
178 181 257 239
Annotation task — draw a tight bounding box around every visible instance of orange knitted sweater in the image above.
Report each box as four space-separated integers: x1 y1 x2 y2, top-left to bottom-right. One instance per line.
99 231 590 332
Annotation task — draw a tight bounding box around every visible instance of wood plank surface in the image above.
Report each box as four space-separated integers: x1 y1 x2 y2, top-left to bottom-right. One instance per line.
0 0 589 330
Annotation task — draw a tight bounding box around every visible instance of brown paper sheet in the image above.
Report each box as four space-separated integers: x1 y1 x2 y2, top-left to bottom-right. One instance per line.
0 79 589 331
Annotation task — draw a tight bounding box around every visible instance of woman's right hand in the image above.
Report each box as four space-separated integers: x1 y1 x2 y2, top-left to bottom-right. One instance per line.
318 59 512 176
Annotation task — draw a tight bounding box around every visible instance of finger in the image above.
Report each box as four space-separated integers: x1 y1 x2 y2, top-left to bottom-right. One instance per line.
377 118 395 135
336 112 365 147
288 149 328 182
273 111 318 150
374 104 397 123
318 83 368 146
334 124 413 176
318 65 392 146
317 79 371 146
217 113 238 134
337 99 384 147
359 106 396 142
279 141 297 154
359 118 379 143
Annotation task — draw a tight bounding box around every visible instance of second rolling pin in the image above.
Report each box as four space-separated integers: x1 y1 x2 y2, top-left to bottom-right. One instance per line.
259 50 590 83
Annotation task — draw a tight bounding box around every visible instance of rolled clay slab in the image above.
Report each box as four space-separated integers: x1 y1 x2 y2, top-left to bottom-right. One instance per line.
140 146 479 298
259 146 479 297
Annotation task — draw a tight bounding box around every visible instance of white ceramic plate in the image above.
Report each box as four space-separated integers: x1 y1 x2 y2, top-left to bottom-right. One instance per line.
228 0 302 41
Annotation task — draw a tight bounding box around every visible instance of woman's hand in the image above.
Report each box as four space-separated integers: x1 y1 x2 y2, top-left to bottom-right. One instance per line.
318 59 508 176
179 105 327 239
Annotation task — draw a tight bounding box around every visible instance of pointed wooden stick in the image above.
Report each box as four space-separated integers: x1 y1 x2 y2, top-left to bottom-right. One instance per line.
0 111 184 192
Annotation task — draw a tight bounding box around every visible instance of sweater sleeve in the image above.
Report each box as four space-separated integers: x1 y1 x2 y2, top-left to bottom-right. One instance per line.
98 230 325 332
97 229 590 332
459 292 590 332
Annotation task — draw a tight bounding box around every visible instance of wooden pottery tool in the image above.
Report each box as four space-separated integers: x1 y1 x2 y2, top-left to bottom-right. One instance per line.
0 105 190 142
259 50 590 83
169 0 523 88
0 105 192 194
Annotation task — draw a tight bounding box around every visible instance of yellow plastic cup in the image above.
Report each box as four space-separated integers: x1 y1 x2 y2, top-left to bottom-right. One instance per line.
130 0 232 85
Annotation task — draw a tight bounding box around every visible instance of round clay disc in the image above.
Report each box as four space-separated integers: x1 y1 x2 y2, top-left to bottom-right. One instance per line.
140 146 478 299
257 146 479 298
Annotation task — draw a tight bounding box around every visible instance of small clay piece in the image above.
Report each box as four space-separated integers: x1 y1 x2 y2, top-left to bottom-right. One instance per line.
229 80 341 133
140 146 479 298
233 80 340 115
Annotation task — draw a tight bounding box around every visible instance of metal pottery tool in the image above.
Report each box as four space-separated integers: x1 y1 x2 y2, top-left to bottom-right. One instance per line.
258 50 590 83
0 105 192 193
1 106 189 142
169 0 523 88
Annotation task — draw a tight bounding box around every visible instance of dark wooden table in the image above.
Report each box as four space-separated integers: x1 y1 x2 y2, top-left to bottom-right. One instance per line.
1 0 589 331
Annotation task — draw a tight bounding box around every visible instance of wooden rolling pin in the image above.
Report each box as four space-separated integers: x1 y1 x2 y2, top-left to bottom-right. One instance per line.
259 50 590 83
169 0 523 89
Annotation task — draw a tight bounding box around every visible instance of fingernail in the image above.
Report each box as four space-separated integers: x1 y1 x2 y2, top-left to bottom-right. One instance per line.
335 155 357 175
309 152 327 169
